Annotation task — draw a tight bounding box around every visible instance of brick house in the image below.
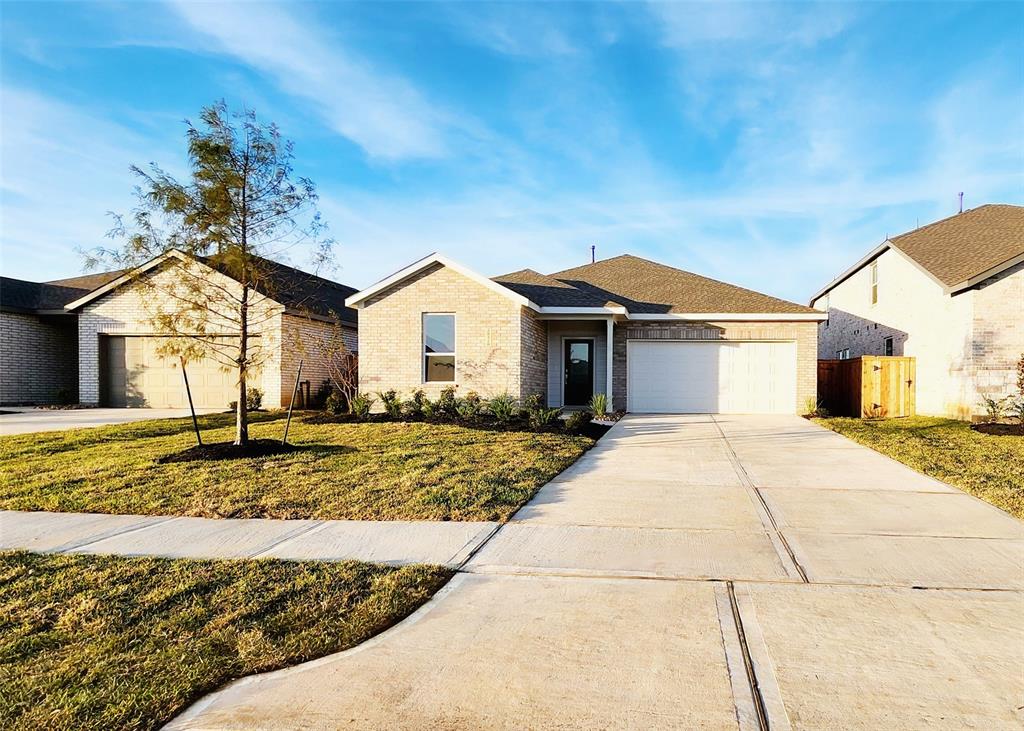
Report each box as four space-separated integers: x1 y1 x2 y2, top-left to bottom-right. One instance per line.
1 271 122 405
811 204 1024 419
346 254 824 414
1 251 357 408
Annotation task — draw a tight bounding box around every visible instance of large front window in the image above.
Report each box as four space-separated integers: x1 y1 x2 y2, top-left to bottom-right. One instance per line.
423 313 455 382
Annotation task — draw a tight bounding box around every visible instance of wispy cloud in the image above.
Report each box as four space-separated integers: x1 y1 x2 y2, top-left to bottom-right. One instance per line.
167 1 456 161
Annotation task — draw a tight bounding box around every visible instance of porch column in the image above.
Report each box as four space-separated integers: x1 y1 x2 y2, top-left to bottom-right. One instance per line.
605 317 614 401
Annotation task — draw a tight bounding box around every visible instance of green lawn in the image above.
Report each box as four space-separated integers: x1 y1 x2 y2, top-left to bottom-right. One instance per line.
815 416 1024 518
0 412 594 521
0 550 451 731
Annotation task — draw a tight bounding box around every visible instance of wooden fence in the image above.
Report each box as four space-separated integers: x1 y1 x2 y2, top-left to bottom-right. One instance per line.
818 356 916 418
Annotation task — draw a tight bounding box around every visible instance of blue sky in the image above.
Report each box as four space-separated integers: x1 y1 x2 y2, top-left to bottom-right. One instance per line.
1 1 1021 303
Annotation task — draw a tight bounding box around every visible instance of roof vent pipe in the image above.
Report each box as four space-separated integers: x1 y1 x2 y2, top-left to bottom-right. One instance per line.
959 192 964 213
590 245 595 263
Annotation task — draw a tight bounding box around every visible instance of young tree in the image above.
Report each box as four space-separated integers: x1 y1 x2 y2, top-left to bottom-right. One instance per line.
87 102 331 446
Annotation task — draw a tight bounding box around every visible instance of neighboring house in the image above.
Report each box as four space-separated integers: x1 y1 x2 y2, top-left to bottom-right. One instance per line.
1 271 122 405
345 253 824 414
811 204 1024 419
1 251 358 409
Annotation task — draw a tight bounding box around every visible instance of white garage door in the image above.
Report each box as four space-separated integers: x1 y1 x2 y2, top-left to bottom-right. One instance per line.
627 340 797 414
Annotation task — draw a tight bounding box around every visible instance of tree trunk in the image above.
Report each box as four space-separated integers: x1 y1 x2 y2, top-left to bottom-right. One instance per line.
235 284 250 446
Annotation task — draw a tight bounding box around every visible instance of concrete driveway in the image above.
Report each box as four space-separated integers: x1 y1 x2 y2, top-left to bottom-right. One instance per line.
170 414 1024 730
0 407 222 435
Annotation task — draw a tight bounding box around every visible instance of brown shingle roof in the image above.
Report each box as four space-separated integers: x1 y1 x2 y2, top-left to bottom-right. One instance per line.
495 255 816 314
888 204 1024 287
45 270 125 291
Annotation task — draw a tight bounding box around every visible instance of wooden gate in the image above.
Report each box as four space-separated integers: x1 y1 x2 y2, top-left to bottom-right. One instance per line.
818 356 916 418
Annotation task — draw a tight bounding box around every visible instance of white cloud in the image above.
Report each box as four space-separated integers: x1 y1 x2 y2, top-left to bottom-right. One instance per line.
166 1 456 161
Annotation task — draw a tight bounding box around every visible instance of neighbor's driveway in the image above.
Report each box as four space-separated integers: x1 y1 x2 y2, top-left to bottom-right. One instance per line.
0 407 221 435
170 415 1024 730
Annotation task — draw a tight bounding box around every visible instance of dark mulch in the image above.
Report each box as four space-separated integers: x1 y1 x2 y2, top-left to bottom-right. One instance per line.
157 439 302 463
971 422 1024 437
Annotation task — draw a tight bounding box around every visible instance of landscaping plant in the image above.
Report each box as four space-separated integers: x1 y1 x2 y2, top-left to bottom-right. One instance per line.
564 409 593 434
455 391 483 421
229 387 263 412
588 392 608 418
350 393 375 419
525 394 561 431
324 390 346 415
487 393 519 424
436 386 459 419
979 394 1010 423
402 389 427 419
377 389 402 419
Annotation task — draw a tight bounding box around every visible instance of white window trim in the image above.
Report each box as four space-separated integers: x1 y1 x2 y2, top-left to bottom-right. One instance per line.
423 313 456 384
869 261 878 305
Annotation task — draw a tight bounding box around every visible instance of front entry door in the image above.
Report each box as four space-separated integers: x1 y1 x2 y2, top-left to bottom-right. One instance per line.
564 339 594 406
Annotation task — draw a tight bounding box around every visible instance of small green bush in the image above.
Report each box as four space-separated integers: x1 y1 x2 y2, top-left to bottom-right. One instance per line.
529 406 562 430
402 389 427 419
564 409 593 434
229 387 264 411
588 393 608 418
488 393 519 424
350 392 375 419
377 389 402 419
455 391 483 421
980 395 1010 423
420 397 437 421
1009 397 1024 425
325 391 346 415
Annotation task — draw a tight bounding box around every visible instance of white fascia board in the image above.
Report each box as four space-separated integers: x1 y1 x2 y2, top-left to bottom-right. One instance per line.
344 253 539 310
64 250 193 311
536 306 627 316
808 240 890 305
627 312 827 322
945 250 1024 295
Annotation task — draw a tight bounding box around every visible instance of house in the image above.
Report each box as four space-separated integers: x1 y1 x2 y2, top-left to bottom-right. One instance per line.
1 251 358 409
1 271 122 405
810 204 1024 419
344 253 824 414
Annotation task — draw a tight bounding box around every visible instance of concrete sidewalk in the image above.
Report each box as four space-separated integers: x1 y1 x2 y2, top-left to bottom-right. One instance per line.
168 414 1024 730
0 407 221 435
0 511 498 568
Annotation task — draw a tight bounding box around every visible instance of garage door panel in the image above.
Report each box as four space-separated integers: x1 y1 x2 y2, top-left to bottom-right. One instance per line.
627 341 796 415
102 336 242 409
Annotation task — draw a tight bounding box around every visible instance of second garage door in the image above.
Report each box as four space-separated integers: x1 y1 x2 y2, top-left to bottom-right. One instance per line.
627 340 797 414
102 336 239 409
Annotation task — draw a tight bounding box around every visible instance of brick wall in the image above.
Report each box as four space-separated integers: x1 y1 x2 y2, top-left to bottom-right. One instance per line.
279 314 357 407
969 260 1024 404
520 308 548 402
358 263 530 403
612 320 818 413
0 312 79 405
78 261 283 406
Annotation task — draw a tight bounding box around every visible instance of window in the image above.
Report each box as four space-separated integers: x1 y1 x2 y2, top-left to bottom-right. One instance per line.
869 261 878 304
884 337 894 356
836 348 850 360
423 314 455 382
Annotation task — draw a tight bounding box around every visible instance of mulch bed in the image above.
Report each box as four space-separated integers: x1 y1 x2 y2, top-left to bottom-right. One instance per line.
970 423 1024 437
158 439 302 463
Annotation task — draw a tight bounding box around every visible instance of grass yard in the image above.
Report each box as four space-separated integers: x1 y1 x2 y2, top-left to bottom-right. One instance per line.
0 412 594 521
0 550 451 731
815 416 1024 518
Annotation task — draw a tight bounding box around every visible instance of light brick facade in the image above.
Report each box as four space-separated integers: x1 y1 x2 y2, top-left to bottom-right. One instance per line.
611 320 817 413
358 263 533 402
279 313 357 406
814 250 1023 418
78 262 284 407
0 312 79 405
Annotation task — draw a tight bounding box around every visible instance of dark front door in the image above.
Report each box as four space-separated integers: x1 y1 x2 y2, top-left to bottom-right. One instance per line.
564 339 594 406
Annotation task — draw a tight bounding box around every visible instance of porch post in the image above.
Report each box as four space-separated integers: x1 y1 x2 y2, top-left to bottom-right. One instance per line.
605 317 614 402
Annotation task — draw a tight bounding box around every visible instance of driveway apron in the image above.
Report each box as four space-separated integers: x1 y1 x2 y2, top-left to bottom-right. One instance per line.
169 414 1024 730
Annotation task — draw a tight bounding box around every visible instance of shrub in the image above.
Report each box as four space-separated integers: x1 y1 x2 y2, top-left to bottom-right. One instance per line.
402 389 426 419
350 392 375 419
1010 397 1024 425
564 409 593 434
589 393 608 418
979 395 1010 423
325 390 346 415
377 389 402 419
455 391 483 421
488 393 519 424
229 387 264 411
420 397 437 421
803 396 828 418
529 405 562 430
1017 353 1024 398
436 386 458 419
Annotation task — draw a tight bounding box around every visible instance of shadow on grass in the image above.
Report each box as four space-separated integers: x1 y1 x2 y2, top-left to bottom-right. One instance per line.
300 411 611 441
157 440 356 464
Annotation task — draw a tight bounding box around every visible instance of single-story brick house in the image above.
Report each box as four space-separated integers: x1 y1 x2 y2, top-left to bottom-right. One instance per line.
1 251 357 409
1 271 122 405
345 253 825 414
811 204 1023 418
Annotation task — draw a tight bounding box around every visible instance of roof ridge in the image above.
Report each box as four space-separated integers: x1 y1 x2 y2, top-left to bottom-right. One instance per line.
889 203 1020 243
